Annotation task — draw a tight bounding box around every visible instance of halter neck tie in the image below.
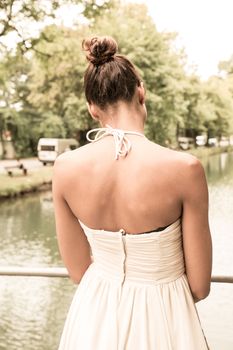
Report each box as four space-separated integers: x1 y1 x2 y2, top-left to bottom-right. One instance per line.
86 125 145 160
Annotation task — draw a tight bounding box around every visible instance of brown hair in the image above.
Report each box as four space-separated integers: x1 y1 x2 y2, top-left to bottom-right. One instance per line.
82 36 141 108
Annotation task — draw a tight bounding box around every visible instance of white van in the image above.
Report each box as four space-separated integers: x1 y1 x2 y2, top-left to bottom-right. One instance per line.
196 135 207 147
37 138 78 165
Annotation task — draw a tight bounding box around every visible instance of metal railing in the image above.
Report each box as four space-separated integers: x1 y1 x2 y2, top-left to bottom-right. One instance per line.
0 267 233 284
0 266 68 278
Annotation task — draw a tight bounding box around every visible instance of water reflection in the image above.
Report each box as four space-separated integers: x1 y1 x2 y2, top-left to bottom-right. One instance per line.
0 192 60 266
0 277 75 350
200 152 233 277
196 152 233 350
0 192 76 350
202 152 233 185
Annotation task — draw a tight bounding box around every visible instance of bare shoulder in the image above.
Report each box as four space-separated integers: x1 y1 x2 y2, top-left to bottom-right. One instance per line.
152 142 203 172
172 149 204 174
150 143 206 192
169 150 207 199
174 150 205 180
54 144 90 168
53 143 92 181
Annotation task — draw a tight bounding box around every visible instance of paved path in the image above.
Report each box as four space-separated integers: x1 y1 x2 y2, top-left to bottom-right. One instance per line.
0 158 43 174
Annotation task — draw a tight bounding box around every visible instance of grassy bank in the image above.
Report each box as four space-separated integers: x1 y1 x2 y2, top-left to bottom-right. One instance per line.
0 166 53 199
185 145 233 159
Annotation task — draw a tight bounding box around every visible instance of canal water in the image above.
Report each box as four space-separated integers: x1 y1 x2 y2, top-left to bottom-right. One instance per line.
0 152 233 350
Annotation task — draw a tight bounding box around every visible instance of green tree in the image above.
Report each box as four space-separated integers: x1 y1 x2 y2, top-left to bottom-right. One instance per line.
89 2 188 145
0 1 112 155
0 0 112 54
219 55 233 75
203 77 233 138
2 0 232 156
26 25 93 142
179 74 233 143
24 3 189 146
178 76 213 141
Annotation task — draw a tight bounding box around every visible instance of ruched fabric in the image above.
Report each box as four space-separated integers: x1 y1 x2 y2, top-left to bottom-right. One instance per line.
58 219 209 350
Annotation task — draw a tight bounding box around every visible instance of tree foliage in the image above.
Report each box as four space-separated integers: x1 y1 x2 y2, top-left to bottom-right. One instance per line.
22 3 190 148
0 0 111 55
0 0 112 155
1 1 233 157
89 3 188 144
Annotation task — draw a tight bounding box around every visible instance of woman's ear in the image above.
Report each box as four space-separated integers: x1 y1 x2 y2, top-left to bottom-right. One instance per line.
87 102 99 121
138 82 146 104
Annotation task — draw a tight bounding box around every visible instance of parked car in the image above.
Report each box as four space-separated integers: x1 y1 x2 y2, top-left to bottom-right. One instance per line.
196 135 207 147
37 138 78 165
208 138 218 147
178 137 194 150
219 137 230 147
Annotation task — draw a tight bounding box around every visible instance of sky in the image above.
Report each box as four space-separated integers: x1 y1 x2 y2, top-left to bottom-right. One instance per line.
142 0 233 78
2 0 233 79
57 0 233 79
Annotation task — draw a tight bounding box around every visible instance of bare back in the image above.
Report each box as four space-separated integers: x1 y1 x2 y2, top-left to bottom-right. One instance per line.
53 130 212 301
58 135 193 233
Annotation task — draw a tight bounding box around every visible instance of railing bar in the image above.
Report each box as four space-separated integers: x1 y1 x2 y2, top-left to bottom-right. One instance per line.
0 267 233 283
210 276 233 283
0 267 68 277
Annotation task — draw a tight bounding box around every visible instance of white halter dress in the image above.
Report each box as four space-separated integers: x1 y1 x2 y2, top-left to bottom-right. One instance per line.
58 127 209 350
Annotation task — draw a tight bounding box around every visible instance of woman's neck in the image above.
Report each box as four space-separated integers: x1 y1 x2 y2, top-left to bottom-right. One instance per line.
99 104 145 134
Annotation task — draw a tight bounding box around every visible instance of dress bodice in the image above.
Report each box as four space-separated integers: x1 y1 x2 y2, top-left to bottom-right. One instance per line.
79 219 185 285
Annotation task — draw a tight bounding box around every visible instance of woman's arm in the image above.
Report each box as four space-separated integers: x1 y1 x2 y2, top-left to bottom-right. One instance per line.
52 156 92 284
181 156 212 302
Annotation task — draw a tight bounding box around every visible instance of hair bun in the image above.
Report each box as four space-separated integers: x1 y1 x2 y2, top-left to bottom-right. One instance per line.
82 36 118 66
